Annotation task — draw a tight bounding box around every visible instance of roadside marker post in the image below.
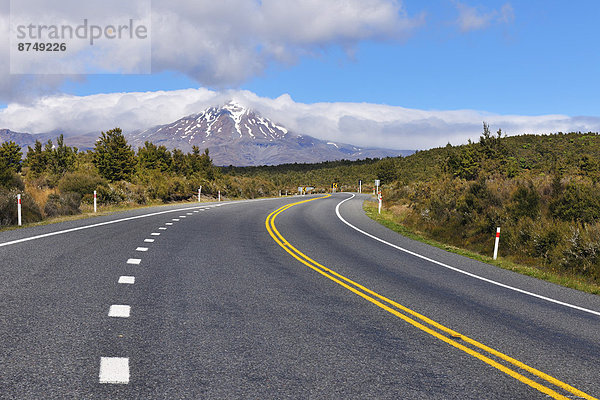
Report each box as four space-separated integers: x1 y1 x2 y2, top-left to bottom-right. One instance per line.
94 190 97 213
375 179 380 196
17 194 22 226
198 186 202 202
378 192 382 214
218 190 221 202
359 180 362 194
493 227 501 260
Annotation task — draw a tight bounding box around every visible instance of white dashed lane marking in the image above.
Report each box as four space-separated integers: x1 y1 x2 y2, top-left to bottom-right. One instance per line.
99 357 129 384
96 203 220 385
108 305 131 318
102 204 212 384
118 276 135 284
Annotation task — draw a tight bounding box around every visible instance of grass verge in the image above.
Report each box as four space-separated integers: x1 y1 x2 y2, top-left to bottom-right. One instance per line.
364 201 600 296
0 198 223 233
0 193 295 233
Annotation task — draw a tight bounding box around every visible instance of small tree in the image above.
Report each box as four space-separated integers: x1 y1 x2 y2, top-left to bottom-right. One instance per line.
189 147 214 179
137 141 172 172
171 148 188 176
48 134 77 176
448 144 479 180
0 158 14 187
0 141 23 173
25 140 47 176
92 128 136 182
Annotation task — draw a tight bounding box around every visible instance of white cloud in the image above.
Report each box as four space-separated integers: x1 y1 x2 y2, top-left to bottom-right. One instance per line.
1 88 598 150
0 0 423 102
150 0 423 86
454 1 513 32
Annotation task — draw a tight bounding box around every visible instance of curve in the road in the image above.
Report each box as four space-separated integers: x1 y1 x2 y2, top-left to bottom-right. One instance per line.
266 195 596 400
336 193 600 317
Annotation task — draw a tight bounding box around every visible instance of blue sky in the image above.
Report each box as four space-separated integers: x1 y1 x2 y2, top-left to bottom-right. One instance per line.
1 0 599 149
245 0 600 117
48 0 600 116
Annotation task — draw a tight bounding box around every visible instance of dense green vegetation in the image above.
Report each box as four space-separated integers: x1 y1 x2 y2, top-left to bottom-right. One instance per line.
0 128 377 227
2 123 599 288
376 124 600 285
0 129 250 226
222 158 380 193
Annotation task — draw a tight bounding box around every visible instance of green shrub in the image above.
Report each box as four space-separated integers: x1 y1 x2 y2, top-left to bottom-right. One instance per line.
0 171 25 191
95 184 123 205
44 192 81 217
58 172 106 202
561 226 600 280
531 223 564 263
509 183 540 220
0 190 42 226
550 183 600 222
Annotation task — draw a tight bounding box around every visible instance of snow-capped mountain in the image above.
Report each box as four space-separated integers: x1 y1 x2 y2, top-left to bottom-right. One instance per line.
1 101 412 165
132 101 289 146
128 101 410 166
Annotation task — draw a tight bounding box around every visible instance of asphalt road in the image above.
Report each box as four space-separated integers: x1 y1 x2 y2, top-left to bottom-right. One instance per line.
0 193 598 399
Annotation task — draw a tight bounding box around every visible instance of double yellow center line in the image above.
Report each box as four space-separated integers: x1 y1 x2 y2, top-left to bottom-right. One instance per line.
265 195 596 400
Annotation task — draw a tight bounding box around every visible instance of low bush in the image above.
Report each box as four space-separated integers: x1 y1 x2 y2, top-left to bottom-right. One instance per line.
44 192 81 217
0 169 25 191
58 172 107 202
0 189 42 226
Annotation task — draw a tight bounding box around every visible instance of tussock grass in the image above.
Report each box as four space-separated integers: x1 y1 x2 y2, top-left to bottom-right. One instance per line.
364 201 600 296
25 184 57 216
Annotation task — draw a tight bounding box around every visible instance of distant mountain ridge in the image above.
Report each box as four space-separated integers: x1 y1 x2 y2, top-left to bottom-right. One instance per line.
128 101 411 165
0 101 414 166
0 129 40 149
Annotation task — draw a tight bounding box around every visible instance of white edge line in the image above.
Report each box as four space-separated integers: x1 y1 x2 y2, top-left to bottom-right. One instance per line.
0 195 317 249
0 206 204 248
335 193 600 317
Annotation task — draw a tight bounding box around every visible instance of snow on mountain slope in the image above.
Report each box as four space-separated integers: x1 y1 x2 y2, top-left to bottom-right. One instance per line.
128 101 409 166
